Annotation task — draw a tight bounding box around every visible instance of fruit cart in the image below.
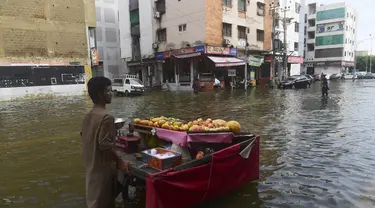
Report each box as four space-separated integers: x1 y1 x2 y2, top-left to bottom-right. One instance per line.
116 117 260 208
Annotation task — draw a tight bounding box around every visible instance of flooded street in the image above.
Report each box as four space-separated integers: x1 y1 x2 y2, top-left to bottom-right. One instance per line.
2 80 375 208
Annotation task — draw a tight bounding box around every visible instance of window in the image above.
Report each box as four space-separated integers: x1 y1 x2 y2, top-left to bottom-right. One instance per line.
157 28 166 42
345 39 347 44
125 79 130 84
315 47 344 58
294 22 299 32
344 51 347 56
223 23 232 37
304 38 306 44
238 0 246 12
353 29 355 34
346 26 348 31
222 0 232 7
294 42 299 51
257 2 265 16
178 24 186 32
295 2 301 14
238 26 246 39
304 26 306 35
305 14 307 23
256 30 264 42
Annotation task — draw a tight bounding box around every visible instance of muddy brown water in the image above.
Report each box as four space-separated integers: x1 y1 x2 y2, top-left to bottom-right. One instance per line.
1 80 375 207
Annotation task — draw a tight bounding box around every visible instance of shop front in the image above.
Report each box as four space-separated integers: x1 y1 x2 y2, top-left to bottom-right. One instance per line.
156 45 241 91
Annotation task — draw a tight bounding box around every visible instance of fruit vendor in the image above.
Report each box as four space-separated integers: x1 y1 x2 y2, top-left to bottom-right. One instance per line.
81 77 130 208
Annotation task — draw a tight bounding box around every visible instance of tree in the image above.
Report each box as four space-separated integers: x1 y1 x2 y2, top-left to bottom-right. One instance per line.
356 56 375 73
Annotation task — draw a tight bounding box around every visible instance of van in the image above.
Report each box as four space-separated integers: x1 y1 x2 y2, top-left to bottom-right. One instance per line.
112 75 144 96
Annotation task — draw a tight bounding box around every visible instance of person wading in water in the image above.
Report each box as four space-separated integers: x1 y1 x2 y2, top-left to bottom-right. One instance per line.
321 74 329 97
192 76 200 94
81 77 130 208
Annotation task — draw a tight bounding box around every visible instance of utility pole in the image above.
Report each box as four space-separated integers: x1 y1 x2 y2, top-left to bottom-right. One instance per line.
269 2 279 85
244 39 249 90
281 6 290 80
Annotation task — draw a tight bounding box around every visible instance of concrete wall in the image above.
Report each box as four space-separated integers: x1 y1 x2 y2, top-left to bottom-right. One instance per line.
0 84 86 101
263 0 273 51
119 0 132 61
96 0 127 79
139 0 155 58
156 0 207 51
0 0 95 65
205 0 222 46
222 0 264 50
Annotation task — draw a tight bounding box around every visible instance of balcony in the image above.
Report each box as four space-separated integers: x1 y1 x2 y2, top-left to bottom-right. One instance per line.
131 25 140 36
129 0 139 11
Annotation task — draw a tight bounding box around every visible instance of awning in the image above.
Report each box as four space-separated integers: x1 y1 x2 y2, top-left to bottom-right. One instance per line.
207 56 246 67
173 52 201 59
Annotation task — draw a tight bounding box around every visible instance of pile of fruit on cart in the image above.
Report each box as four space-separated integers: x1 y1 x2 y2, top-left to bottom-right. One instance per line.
133 116 241 133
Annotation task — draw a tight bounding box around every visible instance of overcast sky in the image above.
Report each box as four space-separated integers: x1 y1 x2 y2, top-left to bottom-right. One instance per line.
306 0 374 52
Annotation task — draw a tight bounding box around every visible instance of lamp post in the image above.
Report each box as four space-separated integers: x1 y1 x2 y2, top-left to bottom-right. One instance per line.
370 34 373 73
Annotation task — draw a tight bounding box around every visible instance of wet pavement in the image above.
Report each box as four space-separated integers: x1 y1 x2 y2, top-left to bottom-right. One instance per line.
1 80 375 207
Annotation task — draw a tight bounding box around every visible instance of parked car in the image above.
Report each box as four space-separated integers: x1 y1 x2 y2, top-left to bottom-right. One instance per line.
329 74 341 80
313 74 321 81
112 76 145 96
304 74 314 84
279 75 310 89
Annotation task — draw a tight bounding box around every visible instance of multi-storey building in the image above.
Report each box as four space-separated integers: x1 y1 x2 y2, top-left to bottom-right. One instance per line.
275 0 305 76
303 2 357 75
119 0 275 89
95 0 127 78
0 0 96 100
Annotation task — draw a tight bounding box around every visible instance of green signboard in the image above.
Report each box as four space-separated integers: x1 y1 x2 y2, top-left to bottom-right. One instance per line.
248 55 263 67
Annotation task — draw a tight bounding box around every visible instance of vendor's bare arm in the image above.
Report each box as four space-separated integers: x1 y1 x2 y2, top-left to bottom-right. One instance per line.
98 115 129 172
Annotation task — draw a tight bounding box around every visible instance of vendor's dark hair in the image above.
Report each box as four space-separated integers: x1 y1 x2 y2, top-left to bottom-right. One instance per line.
87 77 111 104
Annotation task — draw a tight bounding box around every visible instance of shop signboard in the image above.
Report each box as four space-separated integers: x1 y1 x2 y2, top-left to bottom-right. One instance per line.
248 55 263 67
155 45 205 61
206 46 237 56
91 48 99 66
316 21 344 34
228 69 236 77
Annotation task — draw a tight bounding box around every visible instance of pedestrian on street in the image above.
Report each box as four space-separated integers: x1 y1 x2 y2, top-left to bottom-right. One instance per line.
81 77 130 208
321 74 329 97
192 76 200 94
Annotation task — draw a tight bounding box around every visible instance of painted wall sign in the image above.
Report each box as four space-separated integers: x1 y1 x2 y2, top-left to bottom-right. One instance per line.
316 21 344 34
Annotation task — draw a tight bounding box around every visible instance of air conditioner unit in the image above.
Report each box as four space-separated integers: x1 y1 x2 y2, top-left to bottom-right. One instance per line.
154 11 160 19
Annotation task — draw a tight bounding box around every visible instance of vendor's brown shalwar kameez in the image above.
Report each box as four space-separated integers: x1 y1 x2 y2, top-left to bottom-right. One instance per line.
81 107 117 208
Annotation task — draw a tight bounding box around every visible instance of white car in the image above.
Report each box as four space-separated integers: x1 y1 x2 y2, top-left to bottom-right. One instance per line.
112 76 144 96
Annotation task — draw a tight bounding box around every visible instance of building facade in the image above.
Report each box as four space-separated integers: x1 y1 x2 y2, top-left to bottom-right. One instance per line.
0 0 96 100
95 0 127 79
275 0 305 76
303 2 357 75
119 0 277 89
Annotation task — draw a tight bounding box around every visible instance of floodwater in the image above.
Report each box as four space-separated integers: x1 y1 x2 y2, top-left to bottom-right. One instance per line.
1 80 375 208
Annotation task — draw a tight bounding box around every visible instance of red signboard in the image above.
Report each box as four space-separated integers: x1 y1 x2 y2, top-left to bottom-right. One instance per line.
288 56 304 64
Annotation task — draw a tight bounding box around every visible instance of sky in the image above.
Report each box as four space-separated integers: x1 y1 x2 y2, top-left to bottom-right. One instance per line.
306 0 374 52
